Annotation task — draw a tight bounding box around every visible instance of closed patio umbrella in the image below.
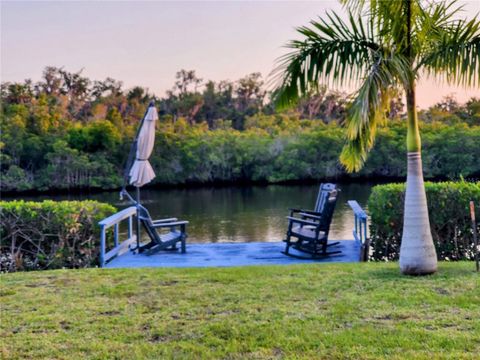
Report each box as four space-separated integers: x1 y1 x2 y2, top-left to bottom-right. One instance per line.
129 104 157 187
120 101 158 251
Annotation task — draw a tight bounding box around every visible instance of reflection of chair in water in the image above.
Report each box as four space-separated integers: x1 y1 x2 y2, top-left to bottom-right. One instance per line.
136 204 188 255
283 183 341 259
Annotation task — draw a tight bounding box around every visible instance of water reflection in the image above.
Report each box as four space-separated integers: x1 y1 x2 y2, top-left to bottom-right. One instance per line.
8 183 373 243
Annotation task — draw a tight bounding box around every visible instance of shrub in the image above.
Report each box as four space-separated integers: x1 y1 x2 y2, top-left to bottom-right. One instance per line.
1 165 33 191
368 181 480 261
0 200 116 272
2 112 480 192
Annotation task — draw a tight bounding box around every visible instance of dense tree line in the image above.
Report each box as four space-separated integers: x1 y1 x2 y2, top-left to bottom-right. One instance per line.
1 67 479 192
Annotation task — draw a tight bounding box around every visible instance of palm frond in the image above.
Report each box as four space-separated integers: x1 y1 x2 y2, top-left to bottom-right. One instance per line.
416 0 466 52
271 11 380 109
342 0 432 54
418 0 464 33
340 53 411 172
420 16 480 87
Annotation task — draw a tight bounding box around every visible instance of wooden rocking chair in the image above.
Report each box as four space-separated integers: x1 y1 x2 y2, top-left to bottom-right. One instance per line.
283 183 341 259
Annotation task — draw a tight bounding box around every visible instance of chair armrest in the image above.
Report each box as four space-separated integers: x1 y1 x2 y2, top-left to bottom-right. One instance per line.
152 218 178 224
286 216 318 227
302 209 323 215
151 220 189 228
299 212 322 220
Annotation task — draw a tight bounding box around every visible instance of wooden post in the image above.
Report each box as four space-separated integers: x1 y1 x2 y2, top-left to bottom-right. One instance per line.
470 201 479 272
100 225 106 268
128 215 133 241
355 214 358 239
136 186 141 252
363 217 367 245
114 223 119 247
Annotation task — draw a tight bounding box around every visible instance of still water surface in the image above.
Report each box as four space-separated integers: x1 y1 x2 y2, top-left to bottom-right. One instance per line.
10 183 373 243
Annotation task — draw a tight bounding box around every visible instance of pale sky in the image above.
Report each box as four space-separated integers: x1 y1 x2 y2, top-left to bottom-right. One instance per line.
1 0 479 109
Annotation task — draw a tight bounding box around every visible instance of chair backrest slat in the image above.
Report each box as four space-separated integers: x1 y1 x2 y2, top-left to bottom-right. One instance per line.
137 205 153 226
319 195 337 228
314 183 337 213
137 205 163 243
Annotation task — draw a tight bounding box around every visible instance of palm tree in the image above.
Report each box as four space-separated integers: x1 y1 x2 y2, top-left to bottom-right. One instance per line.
272 0 480 275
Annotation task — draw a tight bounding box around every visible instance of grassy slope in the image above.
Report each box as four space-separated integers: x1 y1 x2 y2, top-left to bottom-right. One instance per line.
1 262 479 359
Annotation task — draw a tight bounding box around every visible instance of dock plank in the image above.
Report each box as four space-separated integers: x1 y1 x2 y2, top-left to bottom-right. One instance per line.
105 240 360 268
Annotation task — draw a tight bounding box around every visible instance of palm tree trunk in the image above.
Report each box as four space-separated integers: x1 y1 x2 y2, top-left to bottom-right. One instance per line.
399 83 437 275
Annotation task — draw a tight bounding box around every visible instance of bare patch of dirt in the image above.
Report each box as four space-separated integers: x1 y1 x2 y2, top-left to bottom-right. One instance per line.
98 310 121 316
434 287 450 295
59 321 71 330
159 280 179 286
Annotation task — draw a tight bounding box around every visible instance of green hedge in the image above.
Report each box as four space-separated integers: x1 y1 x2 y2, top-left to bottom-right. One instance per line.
0 200 116 272
368 181 480 261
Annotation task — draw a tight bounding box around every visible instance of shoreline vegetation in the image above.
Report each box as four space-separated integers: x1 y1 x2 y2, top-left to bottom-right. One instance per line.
0 175 450 197
2 175 478 199
1 67 479 194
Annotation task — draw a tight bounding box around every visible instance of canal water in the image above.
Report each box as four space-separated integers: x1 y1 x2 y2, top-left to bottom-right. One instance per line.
8 183 374 243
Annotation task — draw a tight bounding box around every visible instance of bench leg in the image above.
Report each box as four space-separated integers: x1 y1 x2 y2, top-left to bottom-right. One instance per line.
284 242 290 255
181 236 186 253
284 233 292 255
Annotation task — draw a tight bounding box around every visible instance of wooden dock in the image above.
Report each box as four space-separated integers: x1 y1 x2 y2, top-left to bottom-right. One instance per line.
105 240 361 268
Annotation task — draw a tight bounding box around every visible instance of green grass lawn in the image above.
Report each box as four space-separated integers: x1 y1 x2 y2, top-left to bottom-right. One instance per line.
1 262 479 359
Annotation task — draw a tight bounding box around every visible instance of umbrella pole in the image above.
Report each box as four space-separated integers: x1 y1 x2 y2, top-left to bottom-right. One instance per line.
136 186 141 251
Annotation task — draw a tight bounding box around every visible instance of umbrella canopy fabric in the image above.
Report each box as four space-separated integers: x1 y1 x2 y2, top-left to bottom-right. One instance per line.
129 105 158 187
